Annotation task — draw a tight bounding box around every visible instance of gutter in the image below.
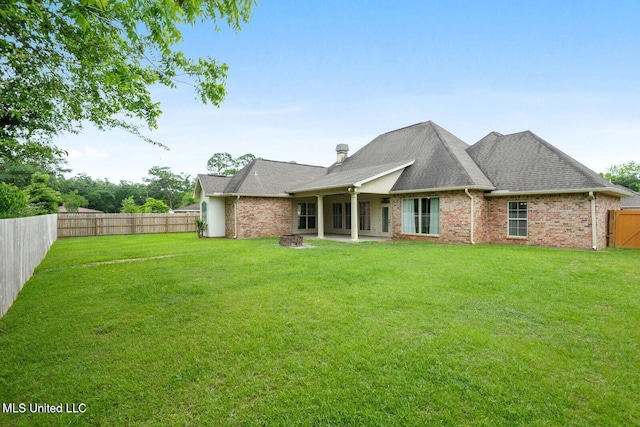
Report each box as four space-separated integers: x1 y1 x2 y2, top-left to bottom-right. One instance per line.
234 195 240 239
465 188 475 245
390 185 495 195
485 187 632 198
589 191 597 250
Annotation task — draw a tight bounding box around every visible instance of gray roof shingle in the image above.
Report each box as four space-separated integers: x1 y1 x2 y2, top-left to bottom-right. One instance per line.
196 121 630 198
320 121 495 192
196 174 233 195
467 131 627 194
621 190 640 209
289 160 414 192
217 159 327 196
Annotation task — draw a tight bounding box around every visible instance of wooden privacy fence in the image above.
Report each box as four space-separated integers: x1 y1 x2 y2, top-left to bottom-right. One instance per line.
58 213 200 238
1 214 58 318
608 210 640 248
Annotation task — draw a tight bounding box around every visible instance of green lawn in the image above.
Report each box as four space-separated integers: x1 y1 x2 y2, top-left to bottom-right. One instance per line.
1 234 639 426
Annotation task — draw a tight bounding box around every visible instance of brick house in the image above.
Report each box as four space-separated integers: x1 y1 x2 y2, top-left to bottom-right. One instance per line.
194 121 631 249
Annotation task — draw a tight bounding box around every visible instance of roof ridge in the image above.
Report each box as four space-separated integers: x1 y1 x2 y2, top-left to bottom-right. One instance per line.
223 159 256 193
429 121 479 186
379 120 429 137
524 131 611 187
198 173 231 178
254 158 326 169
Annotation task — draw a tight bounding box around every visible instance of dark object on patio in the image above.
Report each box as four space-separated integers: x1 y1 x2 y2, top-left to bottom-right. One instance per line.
279 234 303 247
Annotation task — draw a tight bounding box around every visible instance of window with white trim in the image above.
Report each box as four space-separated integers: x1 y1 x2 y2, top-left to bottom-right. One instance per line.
508 201 527 237
201 200 207 221
402 197 440 235
297 202 316 230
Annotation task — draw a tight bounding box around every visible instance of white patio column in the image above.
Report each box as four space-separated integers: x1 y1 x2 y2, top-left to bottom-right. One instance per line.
350 188 358 242
317 195 325 239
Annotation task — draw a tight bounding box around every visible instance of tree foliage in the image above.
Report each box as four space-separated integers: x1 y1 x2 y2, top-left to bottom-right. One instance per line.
0 146 69 189
141 197 170 213
61 190 89 213
24 172 62 214
0 0 255 158
0 182 32 218
143 166 193 209
207 152 255 175
120 196 141 213
602 161 640 192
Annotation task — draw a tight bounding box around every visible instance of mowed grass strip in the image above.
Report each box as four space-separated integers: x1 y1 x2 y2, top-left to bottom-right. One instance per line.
0 234 638 426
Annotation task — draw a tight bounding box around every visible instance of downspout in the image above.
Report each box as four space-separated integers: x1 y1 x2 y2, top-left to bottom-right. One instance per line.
234 195 240 239
465 188 475 245
589 192 597 250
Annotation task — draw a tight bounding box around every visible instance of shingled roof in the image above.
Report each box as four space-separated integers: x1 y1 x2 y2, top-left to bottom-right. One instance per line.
467 131 630 196
291 121 495 193
195 174 232 196
196 159 327 197
196 121 630 198
288 160 414 193
621 190 640 209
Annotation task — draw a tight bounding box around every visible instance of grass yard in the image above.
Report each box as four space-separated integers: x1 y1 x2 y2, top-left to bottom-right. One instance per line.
0 234 639 426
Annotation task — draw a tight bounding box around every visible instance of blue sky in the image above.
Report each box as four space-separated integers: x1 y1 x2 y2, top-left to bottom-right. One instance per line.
57 0 640 183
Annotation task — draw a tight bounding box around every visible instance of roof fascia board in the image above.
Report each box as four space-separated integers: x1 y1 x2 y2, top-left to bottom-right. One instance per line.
193 177 204 199
389 185 495 194
485 187 633 197
229 193 293 198
289 161 415 194
202 192 294 198
353 161 415 186
288 186 356 197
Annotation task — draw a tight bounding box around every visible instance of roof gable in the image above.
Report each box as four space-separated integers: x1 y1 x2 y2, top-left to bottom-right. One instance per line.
289 160 414 193
328 121 494 192
467 131 626 195
195 174 232 197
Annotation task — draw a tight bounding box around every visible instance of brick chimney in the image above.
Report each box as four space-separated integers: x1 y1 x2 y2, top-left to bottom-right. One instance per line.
336 144 349 164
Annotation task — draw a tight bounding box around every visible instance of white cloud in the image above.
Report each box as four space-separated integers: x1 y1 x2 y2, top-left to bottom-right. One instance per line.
84 147 109 158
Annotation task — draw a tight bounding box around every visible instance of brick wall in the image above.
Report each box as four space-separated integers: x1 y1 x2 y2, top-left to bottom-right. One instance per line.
485 193 619 250
391 191 621 249
233 197 293 239
221 191 621 249
595 194 620 249
392 191 475 244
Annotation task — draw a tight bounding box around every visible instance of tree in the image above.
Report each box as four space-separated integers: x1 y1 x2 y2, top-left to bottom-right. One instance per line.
120 196 141 213
180 193 199 208
143 166 192 210
142 197 170 213
0 183 32 218
602 162 640 192
61 190 89 213
60 174 118 212
24 172 62 214
1 0 255 160
207 152 255 175
0 141 69 188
